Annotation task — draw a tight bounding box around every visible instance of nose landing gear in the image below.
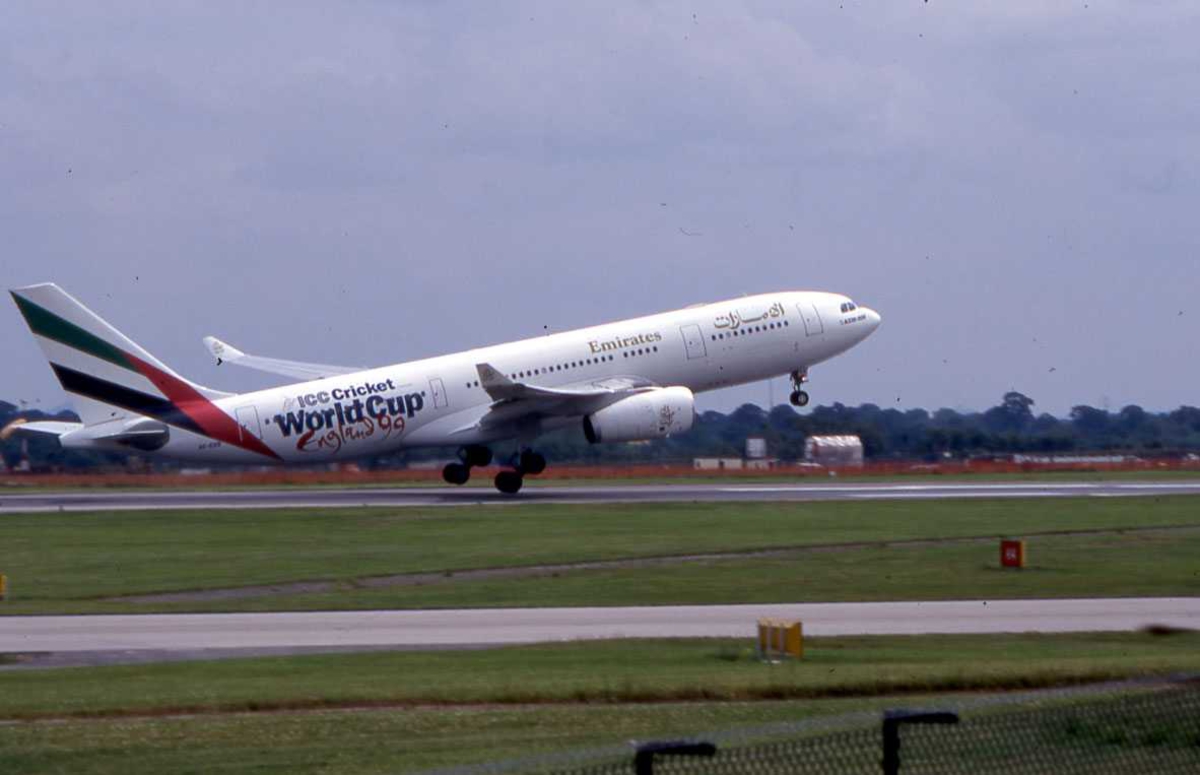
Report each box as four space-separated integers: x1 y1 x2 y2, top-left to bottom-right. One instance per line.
789 369 810 407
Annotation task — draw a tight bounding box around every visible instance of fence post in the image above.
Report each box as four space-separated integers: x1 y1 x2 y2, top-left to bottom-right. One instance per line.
634 740 717 775
881 710 959 775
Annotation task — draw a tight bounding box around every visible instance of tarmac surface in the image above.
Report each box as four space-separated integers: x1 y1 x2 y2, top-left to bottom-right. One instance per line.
2 599 1197 668
3 480 1200 512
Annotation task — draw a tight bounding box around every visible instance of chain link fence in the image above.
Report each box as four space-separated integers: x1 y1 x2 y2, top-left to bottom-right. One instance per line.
421 676 1200 775
572 677 1200 774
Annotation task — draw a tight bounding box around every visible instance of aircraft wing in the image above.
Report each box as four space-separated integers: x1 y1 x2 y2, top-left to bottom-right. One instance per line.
464 362 654 433
203 336 363 381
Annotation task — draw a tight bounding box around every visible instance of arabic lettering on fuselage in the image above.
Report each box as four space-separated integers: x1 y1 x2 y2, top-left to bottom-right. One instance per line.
714 301 785 330
271 377 425 453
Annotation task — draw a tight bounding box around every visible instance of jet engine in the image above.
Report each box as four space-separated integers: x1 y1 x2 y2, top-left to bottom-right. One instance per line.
583 386 695 444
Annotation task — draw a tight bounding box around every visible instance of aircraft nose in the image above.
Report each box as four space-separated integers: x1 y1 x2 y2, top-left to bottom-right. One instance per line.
865 308 881 332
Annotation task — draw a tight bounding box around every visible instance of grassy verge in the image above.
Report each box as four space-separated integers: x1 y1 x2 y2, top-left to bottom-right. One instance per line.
3 633 1199 773
2 632 1198 719
187 527 1200 612
0 696 927 775
1 497 1199 613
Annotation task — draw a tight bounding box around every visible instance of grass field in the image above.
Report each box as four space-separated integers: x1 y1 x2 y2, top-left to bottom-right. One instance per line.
0 696 929 775
2 497 1200 613
223 527 1200 611
2 632 1198 773
0 496 1198 613
4 633 1199 718
3 496 1198 773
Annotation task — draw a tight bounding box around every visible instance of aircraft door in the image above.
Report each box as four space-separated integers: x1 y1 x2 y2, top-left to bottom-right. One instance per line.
235 406 262 442
798 303 824 337
679 324 707 360
429 377 448 410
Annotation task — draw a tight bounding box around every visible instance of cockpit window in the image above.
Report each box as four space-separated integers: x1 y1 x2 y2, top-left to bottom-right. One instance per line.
840 301 858 313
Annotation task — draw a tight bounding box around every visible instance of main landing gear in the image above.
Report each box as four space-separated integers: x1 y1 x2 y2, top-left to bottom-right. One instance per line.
441 445 547 494
494 449 546 494
441 444 493 486
789 369 810 408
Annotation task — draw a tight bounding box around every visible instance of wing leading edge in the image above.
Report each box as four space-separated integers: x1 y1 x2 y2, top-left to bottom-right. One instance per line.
463 362 656 434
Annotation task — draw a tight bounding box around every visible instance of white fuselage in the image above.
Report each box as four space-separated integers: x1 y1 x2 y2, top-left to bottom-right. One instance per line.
161 291 880 463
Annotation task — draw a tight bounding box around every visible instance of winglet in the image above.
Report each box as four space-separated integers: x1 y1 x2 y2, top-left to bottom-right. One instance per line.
203 336 245 367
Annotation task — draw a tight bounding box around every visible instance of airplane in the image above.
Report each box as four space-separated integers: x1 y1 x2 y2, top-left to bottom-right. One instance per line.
8 283 881 493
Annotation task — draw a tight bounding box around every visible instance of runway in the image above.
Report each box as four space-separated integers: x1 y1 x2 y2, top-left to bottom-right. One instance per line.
3 599 1197 662
3 480 1200 512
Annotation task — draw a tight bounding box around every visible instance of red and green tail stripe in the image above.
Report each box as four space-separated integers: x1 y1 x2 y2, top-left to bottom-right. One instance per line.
12 292 280 460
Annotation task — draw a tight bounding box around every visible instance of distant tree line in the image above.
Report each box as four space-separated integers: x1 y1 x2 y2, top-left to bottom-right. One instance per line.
520 391 1200 466
4 392 1200 472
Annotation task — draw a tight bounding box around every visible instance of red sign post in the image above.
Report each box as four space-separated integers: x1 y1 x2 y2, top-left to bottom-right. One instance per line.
1000 540 1026 569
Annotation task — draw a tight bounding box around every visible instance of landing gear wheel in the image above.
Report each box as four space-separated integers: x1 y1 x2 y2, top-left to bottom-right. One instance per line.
442 462 470 485
519 450 546 475
494 470 524 494
461 445 493 468
788 369 810 408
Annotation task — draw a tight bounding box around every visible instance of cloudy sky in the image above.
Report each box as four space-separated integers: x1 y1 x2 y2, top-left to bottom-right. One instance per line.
3 2 1198 418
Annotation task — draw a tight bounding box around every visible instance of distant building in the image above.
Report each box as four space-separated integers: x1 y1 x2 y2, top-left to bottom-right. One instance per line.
1012 454 1135 465
695 436 780 471
693 457 745 471
804 435 864 467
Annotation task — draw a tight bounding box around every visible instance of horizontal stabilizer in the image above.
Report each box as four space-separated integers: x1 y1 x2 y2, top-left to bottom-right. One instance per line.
90 418 170 451
2 417 169 451
0 419 83 440
203 336 362 381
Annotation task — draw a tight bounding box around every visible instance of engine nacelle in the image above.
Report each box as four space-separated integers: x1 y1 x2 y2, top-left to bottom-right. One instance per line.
583 386 695 444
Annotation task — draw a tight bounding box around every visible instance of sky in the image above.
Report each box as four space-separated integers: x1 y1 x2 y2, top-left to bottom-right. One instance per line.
2 2 1198 418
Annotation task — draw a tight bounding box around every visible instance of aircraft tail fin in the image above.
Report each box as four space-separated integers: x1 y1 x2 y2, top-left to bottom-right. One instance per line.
9 283 232 427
